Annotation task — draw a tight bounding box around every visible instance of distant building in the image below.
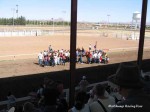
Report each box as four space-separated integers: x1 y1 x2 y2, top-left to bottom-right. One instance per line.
92 23 102 29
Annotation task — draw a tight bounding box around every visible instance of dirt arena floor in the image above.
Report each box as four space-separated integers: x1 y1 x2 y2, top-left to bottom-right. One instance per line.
0 31 150 78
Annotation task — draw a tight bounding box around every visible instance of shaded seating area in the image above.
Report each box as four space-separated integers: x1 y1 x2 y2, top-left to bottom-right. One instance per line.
0 69 149 112
0 0 150 112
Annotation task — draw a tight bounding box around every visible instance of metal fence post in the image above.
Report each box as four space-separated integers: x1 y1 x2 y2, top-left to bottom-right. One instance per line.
137 0 148 69
69 0 78 108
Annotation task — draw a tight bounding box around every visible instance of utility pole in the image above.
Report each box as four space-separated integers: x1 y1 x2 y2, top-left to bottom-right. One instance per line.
16 4 18 18
107 14 110 27
52 18 54 34
62 10 66 34
16 4 18 25
11 8 15 30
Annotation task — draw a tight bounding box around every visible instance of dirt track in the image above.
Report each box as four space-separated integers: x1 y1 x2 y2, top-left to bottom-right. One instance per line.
0 32 150 78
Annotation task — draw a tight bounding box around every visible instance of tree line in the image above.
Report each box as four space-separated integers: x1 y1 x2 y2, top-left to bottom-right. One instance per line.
0 16 70 26
0 16 26 25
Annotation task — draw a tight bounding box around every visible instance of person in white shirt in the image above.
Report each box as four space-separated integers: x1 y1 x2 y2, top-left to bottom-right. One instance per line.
43 50 48 56
89 84 115 112
54 54 58 65
97 52 102 63
93 52 98 63
38 52 43 66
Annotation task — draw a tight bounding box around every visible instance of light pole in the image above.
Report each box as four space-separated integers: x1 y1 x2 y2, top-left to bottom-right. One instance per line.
62 11 66 33
107 14 110 28
11 8 15 29
16 5 18 18
52 18 54 34
16 4 18 25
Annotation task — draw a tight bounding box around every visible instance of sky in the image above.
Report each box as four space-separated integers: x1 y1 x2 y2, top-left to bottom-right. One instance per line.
0 0 149 23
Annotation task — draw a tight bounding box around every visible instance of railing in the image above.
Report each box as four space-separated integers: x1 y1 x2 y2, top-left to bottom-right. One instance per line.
0 30 53 37
0 96 31 106
0 96 31 110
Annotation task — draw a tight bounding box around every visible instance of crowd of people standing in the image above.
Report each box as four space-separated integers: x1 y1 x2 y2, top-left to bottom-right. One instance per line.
38 45 70 67
38 44 109 67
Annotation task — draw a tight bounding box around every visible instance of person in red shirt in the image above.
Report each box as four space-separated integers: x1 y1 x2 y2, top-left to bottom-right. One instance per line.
62 54 66 66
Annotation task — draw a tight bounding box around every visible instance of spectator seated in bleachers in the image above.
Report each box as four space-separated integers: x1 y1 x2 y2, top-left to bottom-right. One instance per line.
7 91 16 110
89 84 115 112
37 84 44 99
37 79 68 112
79 76 89 92
23 102 41 112
68 91 90 112
56 81 68 112
108 62 150 112
40 88 66 112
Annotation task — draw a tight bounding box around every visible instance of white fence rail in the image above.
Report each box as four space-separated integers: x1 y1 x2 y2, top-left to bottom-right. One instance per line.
0 30 53 37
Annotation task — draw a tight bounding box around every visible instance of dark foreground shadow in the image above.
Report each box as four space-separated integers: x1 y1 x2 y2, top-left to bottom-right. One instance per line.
0 59 150 101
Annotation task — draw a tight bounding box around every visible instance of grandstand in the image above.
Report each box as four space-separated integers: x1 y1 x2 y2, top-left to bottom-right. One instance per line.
0 0 150 111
